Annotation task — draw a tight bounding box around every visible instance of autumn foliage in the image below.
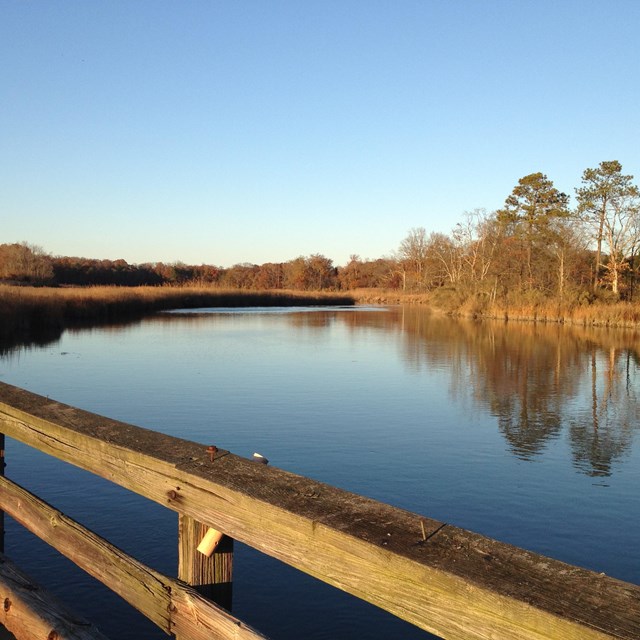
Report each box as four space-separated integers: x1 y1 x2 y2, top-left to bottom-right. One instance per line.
3 162 640 316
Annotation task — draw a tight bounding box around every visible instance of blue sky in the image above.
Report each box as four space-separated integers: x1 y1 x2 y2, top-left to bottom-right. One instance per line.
2 1 639 267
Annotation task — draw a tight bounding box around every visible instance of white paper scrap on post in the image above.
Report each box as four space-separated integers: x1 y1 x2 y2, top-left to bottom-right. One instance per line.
197 527 224 557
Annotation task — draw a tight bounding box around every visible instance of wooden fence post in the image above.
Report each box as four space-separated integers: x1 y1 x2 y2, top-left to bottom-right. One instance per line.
178 514 233 611
0 433 4 554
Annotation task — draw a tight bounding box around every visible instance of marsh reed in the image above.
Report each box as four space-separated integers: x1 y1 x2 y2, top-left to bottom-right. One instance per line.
0 285 355 339
350 287 640 328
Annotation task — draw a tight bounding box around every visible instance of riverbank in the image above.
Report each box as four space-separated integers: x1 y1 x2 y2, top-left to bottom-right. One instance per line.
0 285 355 347
350 288 640 328
3 284 640 341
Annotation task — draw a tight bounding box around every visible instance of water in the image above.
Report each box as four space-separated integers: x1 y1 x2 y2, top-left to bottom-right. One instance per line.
1 306 639 639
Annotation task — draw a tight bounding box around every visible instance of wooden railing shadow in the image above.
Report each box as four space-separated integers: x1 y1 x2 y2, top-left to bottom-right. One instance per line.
0 381 638 640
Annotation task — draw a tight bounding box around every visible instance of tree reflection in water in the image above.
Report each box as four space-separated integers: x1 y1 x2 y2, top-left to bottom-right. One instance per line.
568 348 639 477
389 307 640 477
4 305 640 478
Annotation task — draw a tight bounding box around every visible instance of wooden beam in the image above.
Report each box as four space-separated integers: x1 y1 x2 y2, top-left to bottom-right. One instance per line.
0 476 267 640
0 552 109 640
1 381 639 639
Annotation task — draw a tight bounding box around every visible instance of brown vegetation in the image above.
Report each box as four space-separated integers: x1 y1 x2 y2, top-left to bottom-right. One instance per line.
0 285 355 344
351 287 640 328
2 162 640 329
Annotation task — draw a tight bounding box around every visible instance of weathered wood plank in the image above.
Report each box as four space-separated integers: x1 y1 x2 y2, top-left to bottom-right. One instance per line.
1 381 639 640
0 476 267 640
0 552 109 640
0 476 171 632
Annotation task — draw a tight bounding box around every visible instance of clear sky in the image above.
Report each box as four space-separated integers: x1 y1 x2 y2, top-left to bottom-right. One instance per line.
2 1 639 268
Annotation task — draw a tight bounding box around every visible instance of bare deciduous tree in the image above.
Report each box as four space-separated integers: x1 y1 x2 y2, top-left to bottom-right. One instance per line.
0 242 53 283
397 227 429 290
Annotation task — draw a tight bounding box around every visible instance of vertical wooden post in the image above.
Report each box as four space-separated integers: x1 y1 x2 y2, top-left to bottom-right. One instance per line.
178 514 233 610
0 433 4 554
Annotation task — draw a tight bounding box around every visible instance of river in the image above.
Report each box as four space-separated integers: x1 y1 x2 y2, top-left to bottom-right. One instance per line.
1 305 639 639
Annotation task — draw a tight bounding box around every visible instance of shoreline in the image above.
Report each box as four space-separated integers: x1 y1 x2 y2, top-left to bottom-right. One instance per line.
350 288 640 329
0 285 355 351
2 285 640 341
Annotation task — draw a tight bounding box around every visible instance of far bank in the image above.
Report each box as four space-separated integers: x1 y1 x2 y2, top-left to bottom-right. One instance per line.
350 287 640 329
0 285 355 350
3 285 640 344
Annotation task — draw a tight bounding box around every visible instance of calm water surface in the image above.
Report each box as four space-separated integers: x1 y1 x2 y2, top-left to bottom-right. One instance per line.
1 306 639 639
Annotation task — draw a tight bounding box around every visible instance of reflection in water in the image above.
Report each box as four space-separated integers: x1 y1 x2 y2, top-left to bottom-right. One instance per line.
3 305 640 479
402 308 639 476
0 324 63 357
568 348 639 477
331 307 640 477
2 304 640 640
0 317 147 357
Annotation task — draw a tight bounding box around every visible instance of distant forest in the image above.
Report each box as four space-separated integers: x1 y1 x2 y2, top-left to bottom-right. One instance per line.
3 161 640 304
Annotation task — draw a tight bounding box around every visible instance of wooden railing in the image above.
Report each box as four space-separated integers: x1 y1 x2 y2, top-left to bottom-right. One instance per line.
0 381 638 640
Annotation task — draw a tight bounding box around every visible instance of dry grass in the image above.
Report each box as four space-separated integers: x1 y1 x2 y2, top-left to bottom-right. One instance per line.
349 288 640 328
349 288 433 305
557 302 640 327
0 285 355 339
4 283 640 339
472 301 640 328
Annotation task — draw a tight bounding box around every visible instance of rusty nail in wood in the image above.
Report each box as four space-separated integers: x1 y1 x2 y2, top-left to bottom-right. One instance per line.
206 445 218 462
167 490 177 501
47 631 59 640
3 598 10 612
167 603 178 613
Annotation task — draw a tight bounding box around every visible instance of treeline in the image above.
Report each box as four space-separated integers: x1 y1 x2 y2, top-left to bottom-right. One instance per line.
0 243 395 291
394 161 640 307
3 160 640 306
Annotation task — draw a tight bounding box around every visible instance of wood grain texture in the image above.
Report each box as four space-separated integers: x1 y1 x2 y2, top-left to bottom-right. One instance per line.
0 552 109 640
178 514 233 609
0 433 4 554
0 477 267 640
1 381 639 640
